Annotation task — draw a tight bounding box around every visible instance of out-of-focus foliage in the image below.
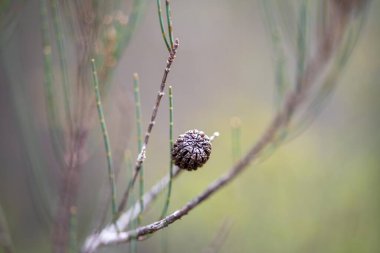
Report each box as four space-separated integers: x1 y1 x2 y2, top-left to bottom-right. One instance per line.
0 0 378 253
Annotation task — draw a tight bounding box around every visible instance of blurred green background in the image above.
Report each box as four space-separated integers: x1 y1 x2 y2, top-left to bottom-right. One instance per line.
0 0 379 253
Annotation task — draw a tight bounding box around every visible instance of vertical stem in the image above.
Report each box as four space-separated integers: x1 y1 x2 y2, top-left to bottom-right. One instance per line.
117 39 179 215
260 0 289 110
51 0 72 134
0 204 13 253
230 117 241 164
296 0 308 90
165 0 174 48
91 59 117 221
39 0 63 161
133 73 144 214
125 151 138 253
156 0 171 51
68 207 77 253
160 85 174 219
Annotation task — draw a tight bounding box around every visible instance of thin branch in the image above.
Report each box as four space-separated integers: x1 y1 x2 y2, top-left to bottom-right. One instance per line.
91 59 117 220
156 0 171 51
201 219 233 253
133 73 145 214
0 204 13 253
83 166 181 253
160 85 174 219
165 0 174 48
117 38 179 215
230 117 242 164
51 0 73 139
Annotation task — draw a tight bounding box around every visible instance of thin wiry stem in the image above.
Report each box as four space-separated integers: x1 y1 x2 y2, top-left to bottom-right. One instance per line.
39 0 64 163
160 85 174 219
91 59 117 221
124 151 138 253
165 0 174 48
68 207 77 253
230 117 242 164
201 219 233 253
117 38 179 216
296 0 308 90
156 0 171 51
260 0 289 110
51 0 73 138
0 204 13 253
133 73 145 214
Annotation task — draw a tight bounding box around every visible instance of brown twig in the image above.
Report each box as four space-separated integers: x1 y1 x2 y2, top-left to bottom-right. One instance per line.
117 38 179 215
82 166 181 252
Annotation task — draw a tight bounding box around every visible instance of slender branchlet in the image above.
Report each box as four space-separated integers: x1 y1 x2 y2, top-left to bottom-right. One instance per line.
0 204 13 253
117 39 180 216
39 0 64 163
133 73 145 214
91 59 117 221
160 85 174 219
124 150 138 253
165 0 174 48
201 219 233 253
230 117 242 164
69 207 77 253
51 0 73 138
296 0 308 91
260 0 289 110
156 0 171 51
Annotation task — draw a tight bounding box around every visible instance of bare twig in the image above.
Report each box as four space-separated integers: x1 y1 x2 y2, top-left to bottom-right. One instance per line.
117 38 179 215
83 166 180 253
133 73 145 214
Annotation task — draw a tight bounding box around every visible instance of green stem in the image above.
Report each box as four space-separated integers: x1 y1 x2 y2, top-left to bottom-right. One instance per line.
156 0 171 51
0 204 13 253
91 59 117 221
69 207 77 253
230 117 242 164
125 151 138 253
160 85 174 219
133 73 144 215
296 0 308 90
39 0 63 161
261 0 289 110
165 0 174 48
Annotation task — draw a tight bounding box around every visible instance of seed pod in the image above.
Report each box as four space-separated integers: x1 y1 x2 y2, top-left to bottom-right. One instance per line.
172 129 212 171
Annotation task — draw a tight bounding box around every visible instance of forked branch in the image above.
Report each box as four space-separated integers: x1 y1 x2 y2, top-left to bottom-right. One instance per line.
117 38 180 215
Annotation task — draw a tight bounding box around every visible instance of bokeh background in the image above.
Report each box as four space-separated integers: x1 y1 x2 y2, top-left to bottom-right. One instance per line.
0 0 379 253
